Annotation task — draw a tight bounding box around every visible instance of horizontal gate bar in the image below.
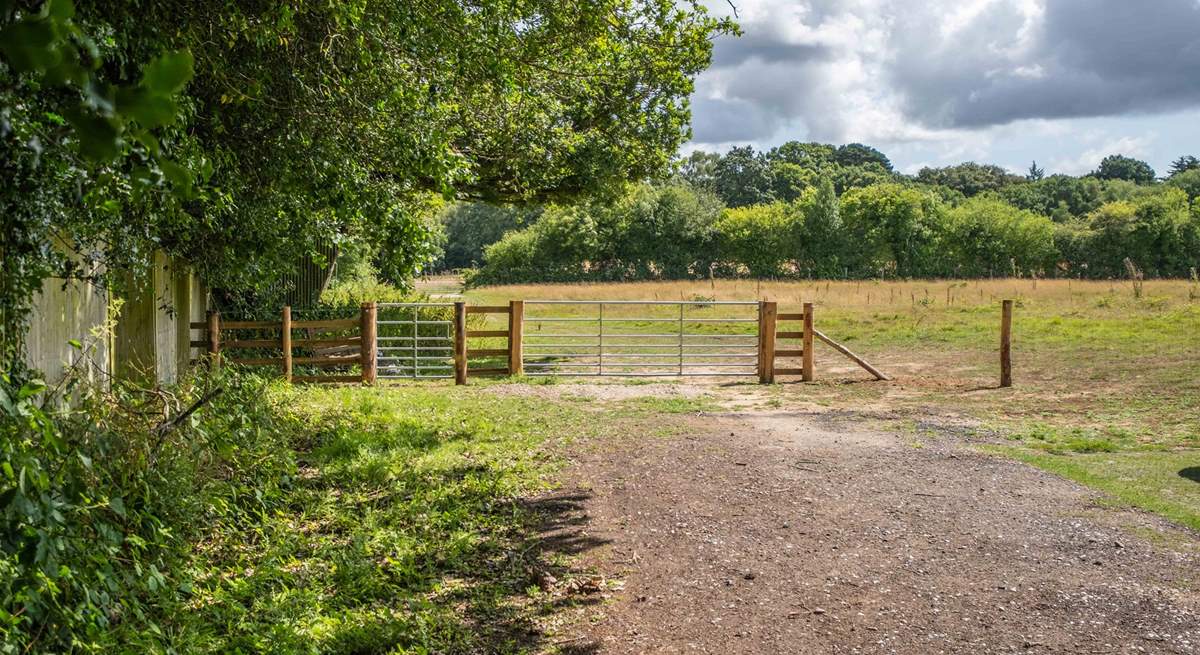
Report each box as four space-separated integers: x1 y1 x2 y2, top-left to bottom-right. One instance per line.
525 300 758 305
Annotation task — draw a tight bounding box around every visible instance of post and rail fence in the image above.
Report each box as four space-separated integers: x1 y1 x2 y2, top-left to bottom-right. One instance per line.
189 298 977 386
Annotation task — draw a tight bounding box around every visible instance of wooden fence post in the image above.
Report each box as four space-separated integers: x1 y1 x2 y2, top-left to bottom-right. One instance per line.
206 310 221 371
1000 299 1013 387
360 302 377 385
759 301 777 384
508 300 524 376
454 301 467 385
802 302 814 382
281 306 292 382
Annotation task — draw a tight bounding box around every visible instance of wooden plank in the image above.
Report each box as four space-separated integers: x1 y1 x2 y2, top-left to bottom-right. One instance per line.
469 348 508 357
291 317 357 329
468 367 510 376
778 313 806 321
811 329 890 381
229 358 279 366
773 367 805 376
466 305 510 314
777 331 804 339
759 301 777 383
293 375 360 384
292 355 359 364
774 349 804 358
1000 299 1013 387
467 329 509 338
220 320 278 329
189 321 207 329
189 340 207 348
802 303 815 382
224 339 279 348
454 302 467 385
293 337 360 347
509 300 524 376
282 306 292 383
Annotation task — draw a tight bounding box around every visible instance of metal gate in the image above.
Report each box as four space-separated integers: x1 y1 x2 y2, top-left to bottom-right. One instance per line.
521 300 760 377
375 302 455 379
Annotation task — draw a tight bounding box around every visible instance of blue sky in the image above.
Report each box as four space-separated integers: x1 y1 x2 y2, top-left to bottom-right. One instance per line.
687 0 1200 176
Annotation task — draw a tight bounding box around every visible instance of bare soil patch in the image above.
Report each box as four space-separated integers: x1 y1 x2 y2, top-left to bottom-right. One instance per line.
527 387 1200 654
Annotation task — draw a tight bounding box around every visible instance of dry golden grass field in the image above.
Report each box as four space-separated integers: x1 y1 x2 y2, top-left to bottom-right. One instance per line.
446 277 1200 529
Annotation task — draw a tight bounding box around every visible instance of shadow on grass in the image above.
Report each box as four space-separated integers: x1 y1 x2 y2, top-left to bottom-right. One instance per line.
202 413 610 654
1180 467 1200 484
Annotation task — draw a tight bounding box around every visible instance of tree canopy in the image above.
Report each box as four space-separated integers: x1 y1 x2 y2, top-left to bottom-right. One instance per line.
1 0 733 370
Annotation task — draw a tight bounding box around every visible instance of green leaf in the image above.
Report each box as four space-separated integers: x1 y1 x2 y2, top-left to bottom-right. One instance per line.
64 107 122 162
108 496 125 517
142 50 194 95
0 20 62 72
159 159 194 197
47 0 76 20
116 86 179 128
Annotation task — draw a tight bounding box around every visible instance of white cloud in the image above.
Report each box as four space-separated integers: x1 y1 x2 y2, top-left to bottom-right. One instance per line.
689 0 1200 173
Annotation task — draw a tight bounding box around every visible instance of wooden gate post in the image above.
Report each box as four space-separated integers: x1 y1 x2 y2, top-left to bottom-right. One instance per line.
508 300 524 376
1000 299 1013 387
206 310 221 371
281 306 293 383
802 302 814 382
454 301 467 385
759 301 777 384
360 302 377 385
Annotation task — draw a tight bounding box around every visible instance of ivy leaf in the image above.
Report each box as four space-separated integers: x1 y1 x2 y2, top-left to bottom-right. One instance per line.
142 50 194 95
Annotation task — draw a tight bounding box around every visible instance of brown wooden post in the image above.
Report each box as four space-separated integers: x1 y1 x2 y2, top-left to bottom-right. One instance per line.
281 306 293 382
360 302 378 384
756 302 765 381
206 310 221 370
1000 299 1013 387
802 302 815 382
508 300 524 376
454 301 467 385
759 301 777 384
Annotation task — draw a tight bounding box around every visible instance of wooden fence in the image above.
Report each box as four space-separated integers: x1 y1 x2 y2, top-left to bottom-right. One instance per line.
191 303 376 384
193 299 901 385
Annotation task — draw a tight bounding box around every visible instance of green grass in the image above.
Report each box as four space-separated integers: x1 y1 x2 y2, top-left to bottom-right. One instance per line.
185 385 602 654
993 447 1200 531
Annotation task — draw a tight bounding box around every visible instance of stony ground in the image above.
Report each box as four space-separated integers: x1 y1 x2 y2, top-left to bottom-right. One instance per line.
525 385 1200 655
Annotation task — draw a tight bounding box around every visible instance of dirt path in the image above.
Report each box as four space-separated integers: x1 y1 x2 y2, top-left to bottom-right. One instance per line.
536 392 1200 654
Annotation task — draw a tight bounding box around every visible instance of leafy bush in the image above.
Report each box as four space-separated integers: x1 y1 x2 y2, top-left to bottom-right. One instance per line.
0 369 294 653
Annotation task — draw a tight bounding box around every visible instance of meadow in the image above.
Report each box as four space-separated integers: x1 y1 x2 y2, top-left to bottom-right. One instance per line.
458 277 1200 529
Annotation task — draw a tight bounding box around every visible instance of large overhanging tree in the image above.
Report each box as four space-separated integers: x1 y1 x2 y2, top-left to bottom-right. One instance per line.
0 0 732 369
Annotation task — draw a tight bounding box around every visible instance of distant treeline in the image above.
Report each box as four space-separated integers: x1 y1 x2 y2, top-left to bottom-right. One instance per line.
439 143 1200 284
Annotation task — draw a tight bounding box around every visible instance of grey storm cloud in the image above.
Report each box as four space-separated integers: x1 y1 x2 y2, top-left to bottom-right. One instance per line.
691 0 1200 145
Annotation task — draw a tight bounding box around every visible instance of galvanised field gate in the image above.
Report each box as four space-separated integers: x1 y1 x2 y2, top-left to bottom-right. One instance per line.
374 300 816 383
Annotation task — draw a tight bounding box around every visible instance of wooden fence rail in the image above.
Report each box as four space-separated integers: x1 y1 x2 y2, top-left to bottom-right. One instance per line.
193 302 375 384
